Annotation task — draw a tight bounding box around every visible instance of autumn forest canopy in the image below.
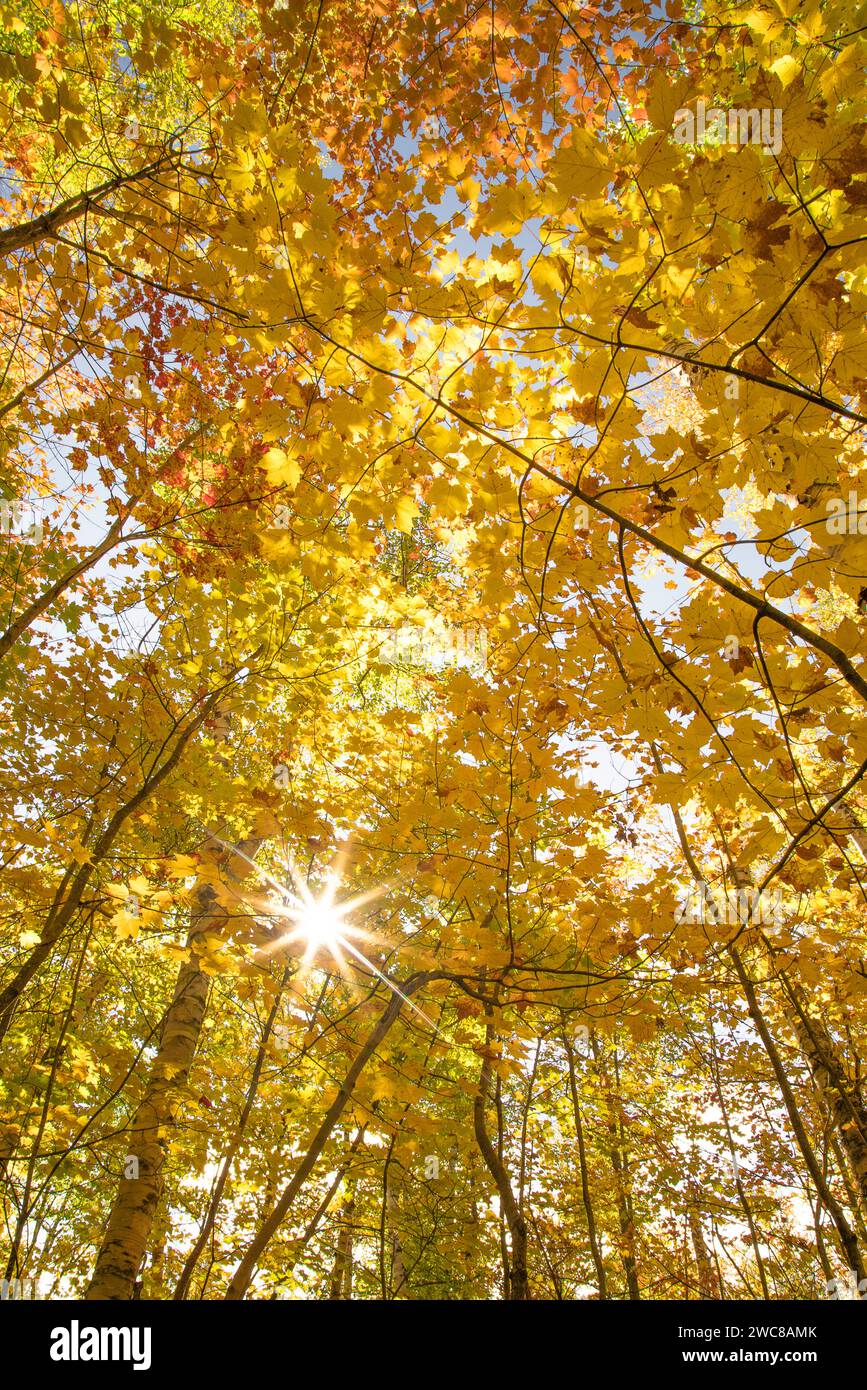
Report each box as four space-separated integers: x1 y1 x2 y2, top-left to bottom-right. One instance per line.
2 0 867 1306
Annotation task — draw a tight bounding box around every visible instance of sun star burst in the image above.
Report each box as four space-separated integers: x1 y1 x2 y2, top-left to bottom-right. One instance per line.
200 829 441 1034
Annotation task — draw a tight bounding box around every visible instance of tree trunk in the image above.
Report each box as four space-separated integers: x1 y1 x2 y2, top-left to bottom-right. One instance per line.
173 965 290 1299
472 1029 530 1300
729 945 865 1284
563 1030 608 1298
592 1037 640 1299
687 1182 719 1298
327 1182 355 1300
224 972 434 1299
0 694 219 1044
780 982 867 1213
86 836 258 1299
708 1026 770 1298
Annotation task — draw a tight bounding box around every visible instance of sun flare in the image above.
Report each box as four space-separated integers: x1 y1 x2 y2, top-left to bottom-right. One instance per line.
270 868 385 969
202 831 440 1034
295 898 343 951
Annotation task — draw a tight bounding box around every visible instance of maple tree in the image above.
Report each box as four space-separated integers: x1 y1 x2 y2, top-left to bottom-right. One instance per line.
1 0 867 1305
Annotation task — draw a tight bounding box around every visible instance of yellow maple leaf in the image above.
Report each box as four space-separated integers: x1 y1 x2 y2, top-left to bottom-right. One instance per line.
262 446 301 490
395 496 419 534
770 54 799 87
